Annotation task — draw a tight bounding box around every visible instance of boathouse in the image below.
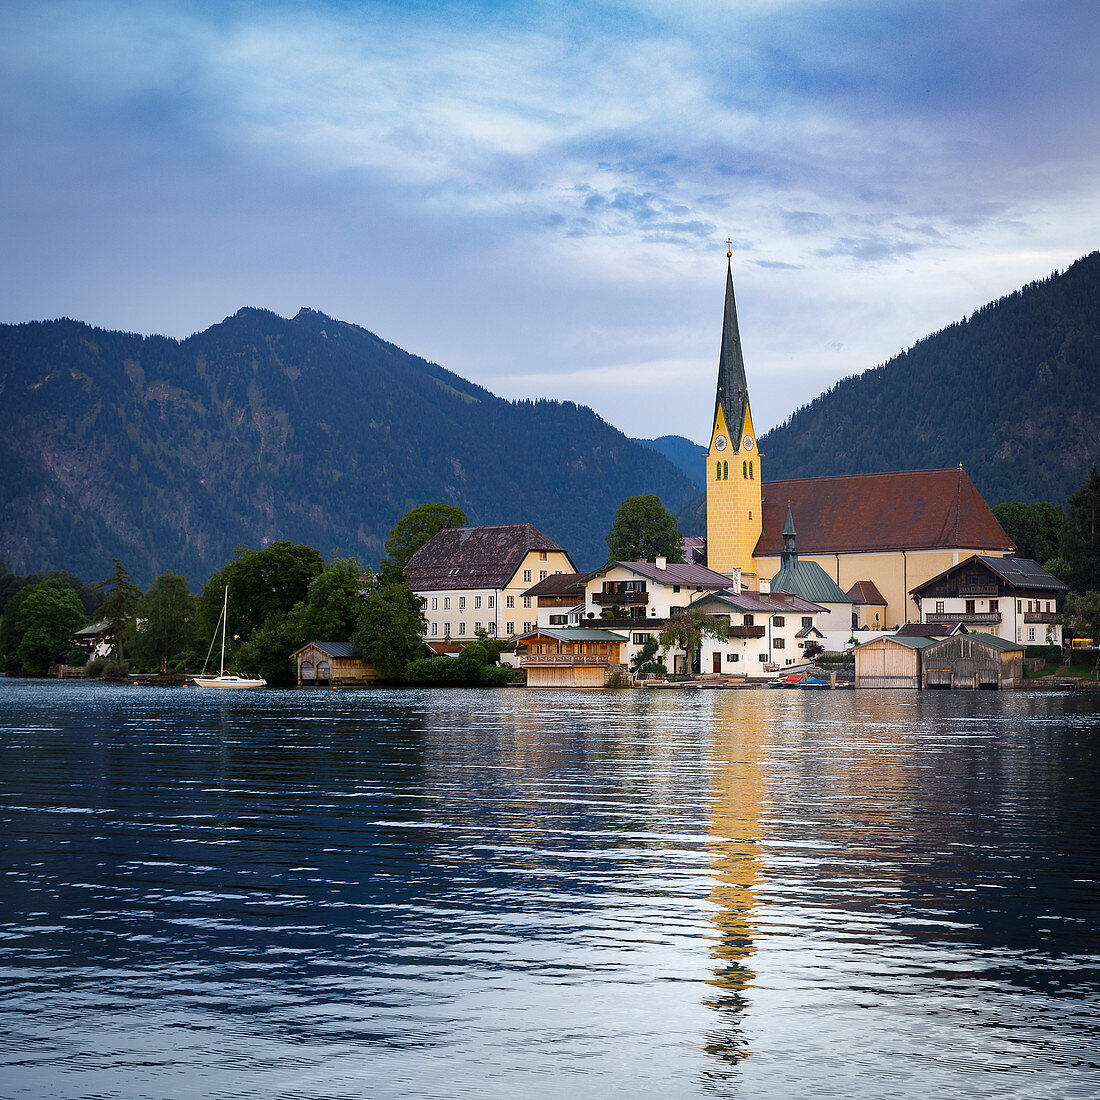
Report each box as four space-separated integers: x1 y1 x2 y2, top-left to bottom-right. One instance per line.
292 642 382 687
920 632 1024 690
514 627 628 688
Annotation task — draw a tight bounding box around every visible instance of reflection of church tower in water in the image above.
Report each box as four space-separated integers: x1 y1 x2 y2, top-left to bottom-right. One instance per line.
706 244 763 583
701 695 765 1072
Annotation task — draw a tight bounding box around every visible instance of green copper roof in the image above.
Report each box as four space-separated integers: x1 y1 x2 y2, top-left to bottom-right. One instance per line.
770 559 851 604
714 260 750 438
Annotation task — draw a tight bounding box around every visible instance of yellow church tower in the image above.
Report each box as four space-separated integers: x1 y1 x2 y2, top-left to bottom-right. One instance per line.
706 245 762 581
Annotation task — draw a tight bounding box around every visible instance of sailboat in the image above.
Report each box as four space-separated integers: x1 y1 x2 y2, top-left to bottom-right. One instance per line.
193 586 267 689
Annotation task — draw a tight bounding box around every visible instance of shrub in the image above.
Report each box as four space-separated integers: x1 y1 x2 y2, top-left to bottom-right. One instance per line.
67 649 89 667
100 660 129 680
85 657 107 678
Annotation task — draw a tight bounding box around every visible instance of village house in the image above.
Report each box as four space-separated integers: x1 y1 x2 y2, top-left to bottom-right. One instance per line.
910 554 1068 646
524 571 587 629
405 523 576 642
513 626 628 688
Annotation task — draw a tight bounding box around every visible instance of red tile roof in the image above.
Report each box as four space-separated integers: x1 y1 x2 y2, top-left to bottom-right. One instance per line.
846 580 886 606
405 523 573 592
756 469 1014 556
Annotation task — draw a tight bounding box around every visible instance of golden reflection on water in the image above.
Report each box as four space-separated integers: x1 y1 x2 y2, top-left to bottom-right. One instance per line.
702 692 768 1071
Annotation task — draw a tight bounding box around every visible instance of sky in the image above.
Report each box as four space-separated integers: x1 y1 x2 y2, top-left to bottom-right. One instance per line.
2 0 1098 442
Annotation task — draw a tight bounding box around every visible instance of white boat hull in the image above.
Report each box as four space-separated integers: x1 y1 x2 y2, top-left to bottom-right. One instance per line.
193 675 267 689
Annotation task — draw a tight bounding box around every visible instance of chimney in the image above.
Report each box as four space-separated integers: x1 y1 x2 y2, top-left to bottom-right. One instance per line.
655 556 667 570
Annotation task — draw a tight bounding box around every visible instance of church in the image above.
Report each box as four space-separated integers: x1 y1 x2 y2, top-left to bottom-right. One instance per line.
700 250 1015 628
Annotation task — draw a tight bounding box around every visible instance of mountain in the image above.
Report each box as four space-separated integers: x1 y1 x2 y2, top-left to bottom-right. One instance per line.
759 252 1100 507
632 435 706 489
0 308 696 585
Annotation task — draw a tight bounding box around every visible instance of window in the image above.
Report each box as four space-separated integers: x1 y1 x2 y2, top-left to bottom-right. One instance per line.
632 632 650 645
539 551 548 561
802 616 812 628
743 460 747 478
474 622 481 633
722 460 728 479
1028 627 1036 641
523 569 532 582
506 595 515 608
487 622 496 635
727 653 739 663
935 601 944 614
774 616 785 627
749 461 753 480
540 570 548 581
443 622 450 636
506 621 515 635
523 596 532 608
773 638 785 649
459 596 466 610
458 622 466 636
443 597 451 610
523 621 533 633
990 600 998 612
743 614 754 626
1028 600 1034 613
1017 600 1022 613
965 600 975 614
758 653 767 662
550 614 567 625
430 622 438 636
716 461 721 480
488 595 494 608
473 595 480 608
673 585 681 593
431 597 438 610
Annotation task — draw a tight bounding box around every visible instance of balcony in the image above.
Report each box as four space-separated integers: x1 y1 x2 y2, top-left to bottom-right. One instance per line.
1024 611 1058 624
957 584 999 596
592 589 649 606
926 611 1002 625
727 625 766 639
520 654 610 667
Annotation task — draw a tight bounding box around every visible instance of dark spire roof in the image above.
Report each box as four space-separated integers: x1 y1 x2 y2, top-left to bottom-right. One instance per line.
713 259 750 438
782 503 796 538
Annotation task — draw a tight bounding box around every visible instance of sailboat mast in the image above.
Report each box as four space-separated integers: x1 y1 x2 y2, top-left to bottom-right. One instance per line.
220 586 228 676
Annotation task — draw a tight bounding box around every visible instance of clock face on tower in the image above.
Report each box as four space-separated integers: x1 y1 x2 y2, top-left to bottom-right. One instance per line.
742 434 755 451
715 435 727 451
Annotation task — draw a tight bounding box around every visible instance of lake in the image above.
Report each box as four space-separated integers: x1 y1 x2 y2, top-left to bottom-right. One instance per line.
0 679 1097 1098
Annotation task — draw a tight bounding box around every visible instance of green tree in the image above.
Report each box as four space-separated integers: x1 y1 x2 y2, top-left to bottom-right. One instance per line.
606 495 685 563
232 558 371 684
198 542 325 646
659 608 728 674
1062 466 1100 592
992 501 1065 564
1061 591 1100 644
353 580 427 680
95 559 142 661
629 636 667 678
3 579 86 675
131 573 196 673
383 503 468 578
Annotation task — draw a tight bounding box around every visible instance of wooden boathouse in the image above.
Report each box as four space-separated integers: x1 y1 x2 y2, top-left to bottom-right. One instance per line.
514 627 628 688
292 642 382 687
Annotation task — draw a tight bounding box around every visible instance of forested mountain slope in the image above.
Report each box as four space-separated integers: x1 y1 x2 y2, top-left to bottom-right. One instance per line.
1 308 695 584
760 252 1100 507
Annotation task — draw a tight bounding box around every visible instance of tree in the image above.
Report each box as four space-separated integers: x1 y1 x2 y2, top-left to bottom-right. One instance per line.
198 542 325 645
131 573 196 673
993 501 1066 565
3 580 86 675
606 495 685 562
659 609 728 674
629 636 667 679
383 503 468 578
353 580 427 680
1061 591 1100 644
95 559 142 661
1062 466 1100 592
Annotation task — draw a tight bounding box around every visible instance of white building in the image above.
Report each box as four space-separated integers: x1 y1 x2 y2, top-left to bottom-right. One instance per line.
405 523 576 641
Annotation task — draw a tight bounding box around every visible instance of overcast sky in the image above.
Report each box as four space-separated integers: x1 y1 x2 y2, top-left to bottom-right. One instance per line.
2 0 1097 441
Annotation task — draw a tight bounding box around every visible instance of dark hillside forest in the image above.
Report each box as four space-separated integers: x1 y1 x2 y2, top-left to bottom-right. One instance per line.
759 252 1100 506
0 308 694 584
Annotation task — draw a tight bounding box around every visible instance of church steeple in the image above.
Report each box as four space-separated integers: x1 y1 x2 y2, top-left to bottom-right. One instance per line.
713 257 750 445
781 504 797 569
705 244 762 581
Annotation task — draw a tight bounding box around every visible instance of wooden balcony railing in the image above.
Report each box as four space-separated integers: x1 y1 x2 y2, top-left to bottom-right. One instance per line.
520 654 611 667
926 612 1002 624
727 625 766 639
592 590 649 606
1023 611 1058 624
957 584 999 596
